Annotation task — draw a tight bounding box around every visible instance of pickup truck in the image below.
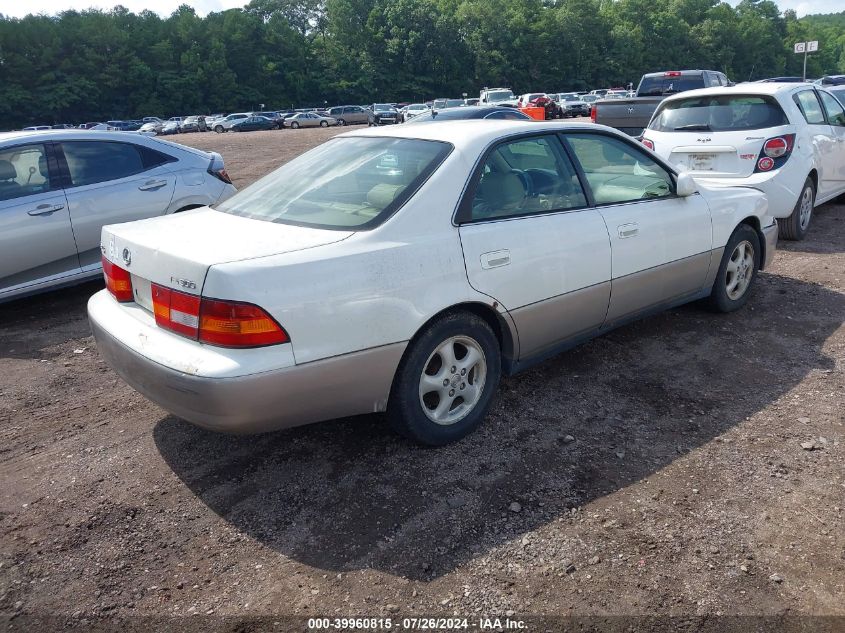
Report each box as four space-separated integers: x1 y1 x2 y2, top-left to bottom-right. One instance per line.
593 70 730 136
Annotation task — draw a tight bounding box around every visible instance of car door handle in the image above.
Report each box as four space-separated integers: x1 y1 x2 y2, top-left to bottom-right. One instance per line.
618 223 639 238
28 203 65 216
138 179 168 191
480 250 511 269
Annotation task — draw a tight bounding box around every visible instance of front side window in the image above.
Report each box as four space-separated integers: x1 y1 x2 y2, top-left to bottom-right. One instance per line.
468 136 586 221
60 142 147 187
217 137 451 230
565 133 674 204
794 90 827 124
0 143 52 202
649 94 788 132
819 91 845 126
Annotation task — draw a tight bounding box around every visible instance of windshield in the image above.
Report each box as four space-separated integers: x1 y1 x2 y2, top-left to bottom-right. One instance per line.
649 94 788 132
638 75 705 96
486 91 514 103
217 137 452 230
374 104 394 112
829 87 845 107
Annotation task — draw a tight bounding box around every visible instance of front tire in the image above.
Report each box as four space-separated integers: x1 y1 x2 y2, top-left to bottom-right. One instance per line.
214 125 224 133
291 122 299 129
707 224 761 313
320 120 328 127
338 118 346 126
778 177 814 241
387 312 501 446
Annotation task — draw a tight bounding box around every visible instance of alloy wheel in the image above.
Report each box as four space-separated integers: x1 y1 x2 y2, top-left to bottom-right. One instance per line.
418 336 487 426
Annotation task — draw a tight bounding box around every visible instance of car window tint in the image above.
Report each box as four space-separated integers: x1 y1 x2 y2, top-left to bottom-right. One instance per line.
470 136 586 221
794 90 826 124
0 143 52 202
819 91 845 126
650 94 787 132
61 142 146 187
565 133 673 204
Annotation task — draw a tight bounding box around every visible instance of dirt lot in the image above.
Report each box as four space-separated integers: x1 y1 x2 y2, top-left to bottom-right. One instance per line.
1 127 843 632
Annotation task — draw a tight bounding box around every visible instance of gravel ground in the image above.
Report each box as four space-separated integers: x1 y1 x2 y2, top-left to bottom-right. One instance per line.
1 126 843 632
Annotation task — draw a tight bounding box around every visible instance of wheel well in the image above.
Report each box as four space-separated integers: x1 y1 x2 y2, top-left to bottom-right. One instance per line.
174 204 205 213
738 216 767 269
808 169 818 192
411 303 516 360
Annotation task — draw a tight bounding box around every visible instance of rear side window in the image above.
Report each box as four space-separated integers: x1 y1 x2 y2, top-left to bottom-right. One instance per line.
0 143 52 202
649 95 788 132
468 136 587 221
819 91 845 126
794 91 826 124
564 133 673 204
61 142 156 187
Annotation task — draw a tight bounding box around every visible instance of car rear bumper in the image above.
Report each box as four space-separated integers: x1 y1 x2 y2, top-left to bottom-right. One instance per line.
695 171 800 219
88 290 406 434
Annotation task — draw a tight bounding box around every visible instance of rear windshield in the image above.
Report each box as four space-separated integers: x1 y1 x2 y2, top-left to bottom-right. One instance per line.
638 75 705 97
217 137 452 230
649 95 788 132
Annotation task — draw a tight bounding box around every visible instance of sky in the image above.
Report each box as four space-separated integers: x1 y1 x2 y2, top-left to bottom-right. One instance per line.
1 0 843 19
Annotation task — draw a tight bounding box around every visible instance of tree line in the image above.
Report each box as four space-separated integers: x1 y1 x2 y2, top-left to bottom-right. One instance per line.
0 0 843 129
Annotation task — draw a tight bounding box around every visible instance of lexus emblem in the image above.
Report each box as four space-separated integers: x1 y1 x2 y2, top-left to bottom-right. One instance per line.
122 248 131 267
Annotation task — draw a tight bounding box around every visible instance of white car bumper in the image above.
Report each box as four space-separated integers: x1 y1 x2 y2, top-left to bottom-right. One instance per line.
88 290 405 434
694 170 803 219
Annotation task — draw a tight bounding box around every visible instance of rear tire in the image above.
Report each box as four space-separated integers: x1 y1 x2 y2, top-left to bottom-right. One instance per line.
214 125 223 133
707 224 761 313
291 122 299 129
387 312 501 446
778 178 814 241
320 120 328 127
338 118 346 126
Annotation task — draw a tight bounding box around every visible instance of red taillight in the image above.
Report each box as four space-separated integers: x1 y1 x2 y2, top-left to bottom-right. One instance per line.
151 283 288 348
209 167 232 184
757 156 775 171
755 133 795 173
151 284 200 338
763 136 791 158
641 138 655 151
199 299 289 347
102 256 133 302
664 71 681 77
590 106 596 123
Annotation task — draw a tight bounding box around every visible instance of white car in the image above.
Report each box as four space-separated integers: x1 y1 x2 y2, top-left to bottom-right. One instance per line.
516 93 547 108
641 83 845 240
0 130 237 302
88 121 776 445
212 113 250 133
402 104 430 122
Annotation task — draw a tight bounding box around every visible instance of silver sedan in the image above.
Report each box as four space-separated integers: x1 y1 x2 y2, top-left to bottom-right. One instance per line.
0 130 237 302
284 113 338 129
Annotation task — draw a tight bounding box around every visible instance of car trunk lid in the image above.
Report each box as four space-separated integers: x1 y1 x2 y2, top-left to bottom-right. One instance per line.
102 207 352 310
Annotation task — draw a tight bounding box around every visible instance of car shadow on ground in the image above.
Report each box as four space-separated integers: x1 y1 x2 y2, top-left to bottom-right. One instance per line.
777 201 845 255
153 271 843 581
0 280 101 360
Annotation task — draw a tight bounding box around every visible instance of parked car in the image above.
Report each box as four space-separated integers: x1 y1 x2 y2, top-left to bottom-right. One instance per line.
0 130 236 303
401 104 430 122
556 94 591 118
138 121 163 135
828 85 845 107
478 88 517 106
327 105 371 126
516 93 548 108
88 121 775 445
464 98 480 106
251 112 284 129
231 115 276 132
51 124 76 129
181 116 207 133
142 117 163 125
815 75 845 87
641 83 845 240
594 70 730 136
284 112 337 128
78 122 110 130
370 104 400 125
212 113 250 133
408 106 532 124
159 120 181 135
22 126 52 131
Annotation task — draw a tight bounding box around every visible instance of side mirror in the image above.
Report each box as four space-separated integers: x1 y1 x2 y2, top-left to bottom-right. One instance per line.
676 172 698 197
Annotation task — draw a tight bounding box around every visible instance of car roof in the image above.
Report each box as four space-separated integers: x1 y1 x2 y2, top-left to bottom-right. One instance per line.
659 82 818 103
339 120 623 153
0 130 213 160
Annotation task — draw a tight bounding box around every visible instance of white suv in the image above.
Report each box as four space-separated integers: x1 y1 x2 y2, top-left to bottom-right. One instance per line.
641 83 845 240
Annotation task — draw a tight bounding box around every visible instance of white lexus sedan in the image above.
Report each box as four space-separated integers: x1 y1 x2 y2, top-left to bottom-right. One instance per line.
89 121 777 445
641 82 845 240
